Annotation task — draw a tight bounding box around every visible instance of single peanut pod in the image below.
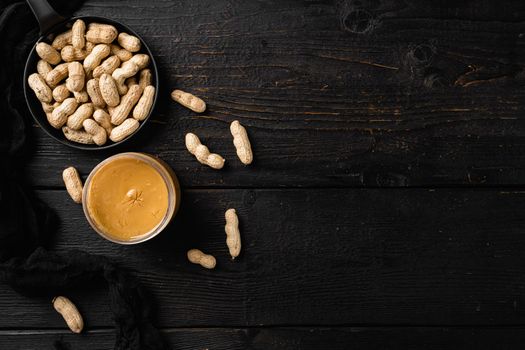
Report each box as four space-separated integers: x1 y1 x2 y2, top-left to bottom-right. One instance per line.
83 44 110 73
138 69 152 91
99 73 120 107
109 118 139 142
110 85 142 125
61 42 94 62
118 32 141 52
86 79 106 108
93 109 113 134
61 45 86 62
62 126 94 144
67 103 93 130
53 296 84 333
230 120 253 165
36 42 61 65
112 62 139 84
52 30 72 50
93 55 120 78
41 101 55 113
187 249 216 269
62 167 83 203
85 23 118 44
125 76 137 88
50 98 78 129
133 85 155 121
112 61 139 95
110 44 132 61
66 62 85 92
28 73 52 103
128 54 149 70
74 90 89 103
225 208 241 259
46 63 69 87
185 133 225 170
37 60 52 79
72 19 86 49
83 118 107 146
52 83 70 102
171 89 206 113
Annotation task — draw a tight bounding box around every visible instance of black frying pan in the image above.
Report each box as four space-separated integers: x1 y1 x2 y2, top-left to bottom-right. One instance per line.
23 0 159 150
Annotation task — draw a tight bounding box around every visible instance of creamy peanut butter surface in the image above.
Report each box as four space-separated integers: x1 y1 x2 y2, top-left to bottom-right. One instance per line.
86 156 169 241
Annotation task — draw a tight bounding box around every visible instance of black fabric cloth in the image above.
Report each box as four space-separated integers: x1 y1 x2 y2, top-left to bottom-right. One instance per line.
0 1 165 349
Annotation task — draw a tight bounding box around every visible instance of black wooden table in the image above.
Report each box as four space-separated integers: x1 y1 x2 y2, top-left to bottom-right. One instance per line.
2 0 525 348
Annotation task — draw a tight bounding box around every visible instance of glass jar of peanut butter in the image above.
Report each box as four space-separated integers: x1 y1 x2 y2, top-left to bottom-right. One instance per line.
83 152 180 244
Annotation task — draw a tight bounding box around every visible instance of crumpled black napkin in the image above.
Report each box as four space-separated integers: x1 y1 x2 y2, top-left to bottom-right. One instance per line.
0 1 165 349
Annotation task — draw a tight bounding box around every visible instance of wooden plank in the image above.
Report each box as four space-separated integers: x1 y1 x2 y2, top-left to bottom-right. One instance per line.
1 327 525 350
25 0 525 187
0 188 524 328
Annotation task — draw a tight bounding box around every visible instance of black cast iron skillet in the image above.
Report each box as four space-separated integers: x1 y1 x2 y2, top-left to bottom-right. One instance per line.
23 0 159 150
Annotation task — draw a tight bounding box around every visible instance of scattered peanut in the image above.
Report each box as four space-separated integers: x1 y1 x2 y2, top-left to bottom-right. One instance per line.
109 118 139 142
133 85 155 121
52 30 72 50
83 118 107 146
86 78 106 108
85 23 118 44
71 19 86 49
93 55 120 78
66 61 85 92
93 109 113 134
111 85 142 125
138 69 152 90
171 89 206 113
62 126 94 144
83 44 110 73
230 120 253 165
52 296 84 333
62 167 83 203
46 63 69 87
118 32 141 52
50 98 78 129
67 103 93 130
37 60 52 79
52 83 70 102
187 249 216 269
110 44 132 61
28 73 52 103
36 42 61 65
185 133 225 170
225 208 241 259
99 73 120 107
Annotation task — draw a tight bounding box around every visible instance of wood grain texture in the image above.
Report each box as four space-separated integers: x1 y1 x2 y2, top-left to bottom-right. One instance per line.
1 327 525 350
24 0 525 187
0 189 524 329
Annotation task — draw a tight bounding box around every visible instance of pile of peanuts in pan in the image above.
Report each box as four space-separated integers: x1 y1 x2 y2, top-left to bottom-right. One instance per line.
27 20 155 145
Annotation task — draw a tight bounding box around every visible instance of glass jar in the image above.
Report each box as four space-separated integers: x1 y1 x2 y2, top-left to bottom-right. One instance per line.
82 152 180 244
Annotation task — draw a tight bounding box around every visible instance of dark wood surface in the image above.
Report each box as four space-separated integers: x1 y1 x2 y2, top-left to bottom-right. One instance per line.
4 0 525 348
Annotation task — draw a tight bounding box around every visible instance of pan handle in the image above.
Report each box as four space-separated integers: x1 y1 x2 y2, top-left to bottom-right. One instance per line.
26 0 66 35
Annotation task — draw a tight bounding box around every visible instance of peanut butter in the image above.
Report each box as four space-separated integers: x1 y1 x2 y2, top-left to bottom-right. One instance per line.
86 156 169 241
